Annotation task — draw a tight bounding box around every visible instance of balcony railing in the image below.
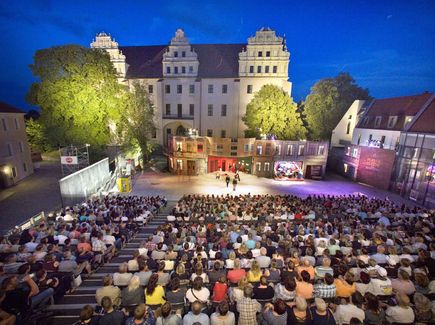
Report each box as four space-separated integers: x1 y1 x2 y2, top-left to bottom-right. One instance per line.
162 114 194 120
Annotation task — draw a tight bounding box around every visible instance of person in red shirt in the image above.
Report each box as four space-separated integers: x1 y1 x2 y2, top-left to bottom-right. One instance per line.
227 259 246 284
212 276 228 302
294 212 303 220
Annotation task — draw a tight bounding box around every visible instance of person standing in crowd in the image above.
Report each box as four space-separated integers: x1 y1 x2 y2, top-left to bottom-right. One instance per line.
236 286 261 325
232 177 238 191
225 174 230 188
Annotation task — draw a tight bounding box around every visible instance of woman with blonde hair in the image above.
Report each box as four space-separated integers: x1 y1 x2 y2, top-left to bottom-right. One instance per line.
225 251 236 269
229 276 249 303
247 260 262 284
121 275 144 306
190 263 209 283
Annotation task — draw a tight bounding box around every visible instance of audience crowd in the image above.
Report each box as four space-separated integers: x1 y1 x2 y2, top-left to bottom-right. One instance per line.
1 193 434 325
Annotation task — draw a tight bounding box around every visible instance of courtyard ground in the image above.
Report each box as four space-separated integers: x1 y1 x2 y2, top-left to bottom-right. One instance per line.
131 169 419 207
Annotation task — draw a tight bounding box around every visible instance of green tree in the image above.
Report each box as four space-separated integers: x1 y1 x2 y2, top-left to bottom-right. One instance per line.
25 118 50 152
26 45 126 151
122 81 157 167
242 84 307 140
304 72 370 140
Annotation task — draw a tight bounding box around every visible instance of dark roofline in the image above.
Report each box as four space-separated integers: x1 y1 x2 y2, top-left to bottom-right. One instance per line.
0 102 25 114
404 94 435 132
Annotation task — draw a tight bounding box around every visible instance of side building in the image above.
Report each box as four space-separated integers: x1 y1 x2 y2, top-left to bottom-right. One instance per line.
0 102 34 187
91 28 291 146
166 135 328 180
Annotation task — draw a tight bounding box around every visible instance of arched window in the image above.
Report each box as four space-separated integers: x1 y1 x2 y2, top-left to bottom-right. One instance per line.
176 125 185 136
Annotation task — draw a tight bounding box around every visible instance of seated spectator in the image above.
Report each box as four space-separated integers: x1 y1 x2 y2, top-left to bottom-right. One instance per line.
247 260 262 284
274 276 296 302
156 261 170 286
385 292 415 324
391 269 415 296
225 251 236 269
286 295 308 324
314 257 333 280
363 293 385 325
212 276 228 303
253 276 274 301
255 247 271 268
125 303 155 325
127 251 140 272
366 267 392 297
99 296 125 325
297 259 315 280
413 292 433 324
145 273 165 306
166 277 186 306
207 261 226 285
414 272 430 294
296 270 314 300
122 275 144 306
172 263 190 284
370 245 387 265
355 271 371 296
155 302 182 325
313 273 336 299
334 269 356 298
190 264 209 284
185 277 210 305
113 263 133 287
135 259 153 287
229 277 249 303
227 259 246 284
96 275 121 307
182 300 210 325
263 259 280 283
307 297 335 325
77 304 100 325
334 291 365 325
210 300 235 325
236 286 261 325
262 299 287 325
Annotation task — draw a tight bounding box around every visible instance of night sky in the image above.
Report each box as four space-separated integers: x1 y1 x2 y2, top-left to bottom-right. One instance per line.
0 0 434 111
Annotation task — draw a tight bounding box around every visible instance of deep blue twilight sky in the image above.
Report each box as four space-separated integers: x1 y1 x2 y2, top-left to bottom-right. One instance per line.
0 0 434 111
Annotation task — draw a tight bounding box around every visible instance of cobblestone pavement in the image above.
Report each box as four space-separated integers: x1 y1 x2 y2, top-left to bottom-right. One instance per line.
131 169 421 207
0 161 62 233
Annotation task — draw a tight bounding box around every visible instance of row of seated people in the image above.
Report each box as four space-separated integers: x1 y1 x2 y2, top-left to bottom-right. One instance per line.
0 195 166 324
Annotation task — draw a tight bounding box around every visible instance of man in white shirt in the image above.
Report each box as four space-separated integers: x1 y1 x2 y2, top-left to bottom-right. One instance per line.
386 293 415 324
334 292 365 325
366 267 393 296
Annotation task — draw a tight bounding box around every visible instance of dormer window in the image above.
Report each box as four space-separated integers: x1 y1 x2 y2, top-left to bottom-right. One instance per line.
387 116 398 129
374 116 382 128
404 116 414 127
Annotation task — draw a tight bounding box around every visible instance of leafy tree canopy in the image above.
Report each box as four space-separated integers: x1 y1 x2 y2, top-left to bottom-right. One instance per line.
27 45 126 150
242 84 307 140
304 72 371 140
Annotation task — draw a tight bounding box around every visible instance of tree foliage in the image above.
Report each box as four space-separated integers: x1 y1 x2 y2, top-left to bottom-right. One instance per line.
304 72 371 140
26 45 126 150
242 84 307 140
121 81 157 166
25 118 50 152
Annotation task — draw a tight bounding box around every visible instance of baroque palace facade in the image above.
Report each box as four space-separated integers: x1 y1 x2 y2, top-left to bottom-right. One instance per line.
91 28 292 146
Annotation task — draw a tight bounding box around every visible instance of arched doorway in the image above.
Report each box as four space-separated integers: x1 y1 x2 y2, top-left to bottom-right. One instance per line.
176 125 186 136
163 121 193 147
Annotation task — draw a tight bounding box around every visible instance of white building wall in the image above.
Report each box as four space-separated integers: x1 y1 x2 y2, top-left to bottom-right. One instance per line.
331 100 366 147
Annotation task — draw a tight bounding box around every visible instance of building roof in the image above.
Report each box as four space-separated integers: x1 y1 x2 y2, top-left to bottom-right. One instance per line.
120 43 245 79
0 102 25 114
406 96 435 134
356 93 433 131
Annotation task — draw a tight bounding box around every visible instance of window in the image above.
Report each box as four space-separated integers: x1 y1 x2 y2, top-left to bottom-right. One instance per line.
404 116 413 127
244 144 252 152
265 143 271 155
182 51 186 57
363 117 370 126
197 144 203 152
208 84 214 93
221 130 226 138
189 104 194 116
231 145 238 151
12 167 16 178
19 141 23 153
258 51 263 57
265 66 270 73
249 66 254 73
387 116 398 129
348 115 352 120
256 162 261 172
264 162 270 172
1 118 6 131
256 145 263 155
275 145 281 155
346 121 351 135
165 85 170 94
174 51 178 57
23 163 27 173
14 118 19 129
257 66 262 73
208 104 213 116
221 104 227 116
318 145 325 155
165 104 171 115
222 84 228 94
352 148 358 158
266 51 270 57
287 144 293 155
189 84 195 94
166 67 171 74
207 129 213 137
247 85 253 94
174 67 179 74
176 141 182 151
181 66 186 74
273 66 277 73
7 143 13 156
298 145 305 156
148 85 153 94
177 104 182 116
230 152 237 156
374 116 382 128
177 85 182 94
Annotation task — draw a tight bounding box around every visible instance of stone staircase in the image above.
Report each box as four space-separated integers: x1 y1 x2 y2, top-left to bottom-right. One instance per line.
48 201 176 324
